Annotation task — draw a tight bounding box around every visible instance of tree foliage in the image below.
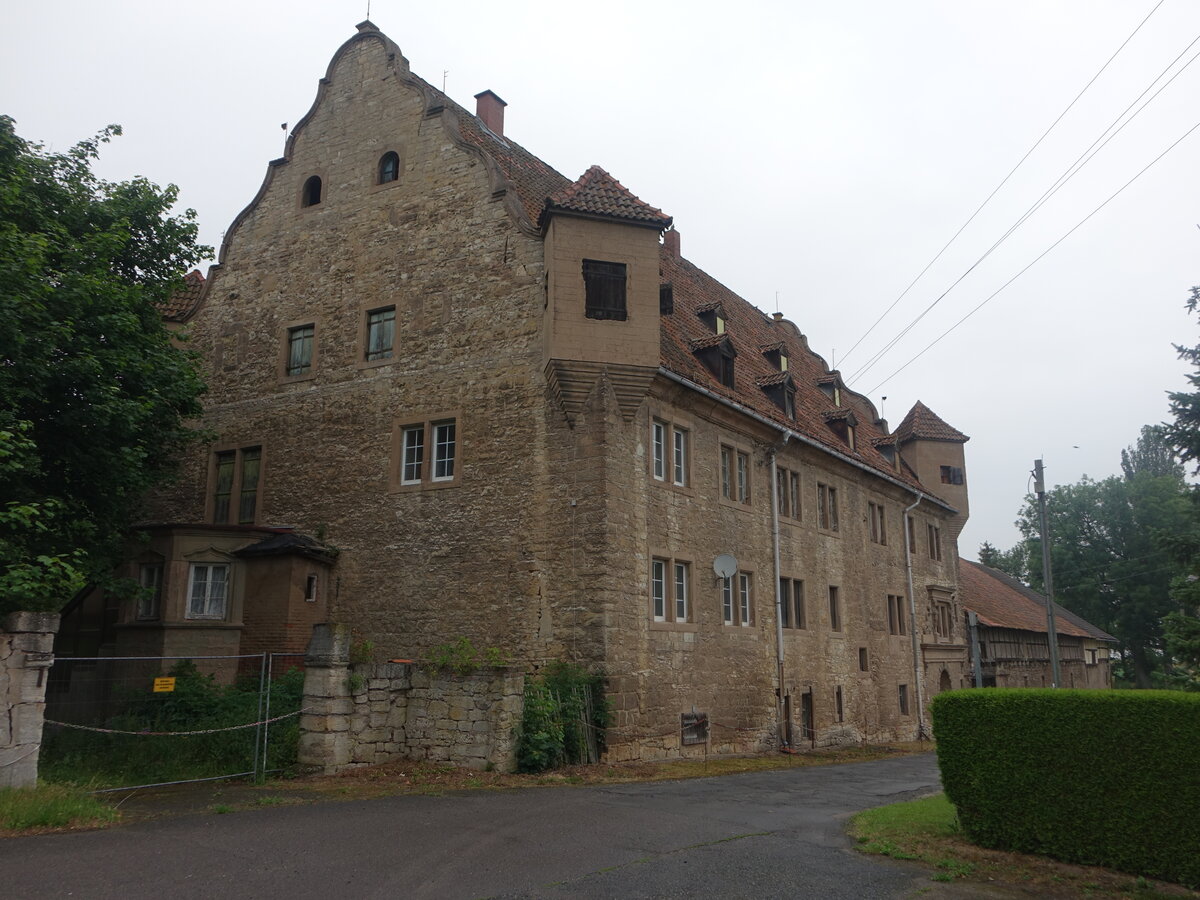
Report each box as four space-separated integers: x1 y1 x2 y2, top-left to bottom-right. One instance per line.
976 540 1027 582
987 427 1191 688
1161 285 1200 683
0 117 208 614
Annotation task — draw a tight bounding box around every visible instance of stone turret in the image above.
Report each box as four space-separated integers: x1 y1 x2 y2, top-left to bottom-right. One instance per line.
894 401 970 539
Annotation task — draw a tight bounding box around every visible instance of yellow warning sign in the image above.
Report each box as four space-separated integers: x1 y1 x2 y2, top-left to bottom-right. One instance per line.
153 677 176 693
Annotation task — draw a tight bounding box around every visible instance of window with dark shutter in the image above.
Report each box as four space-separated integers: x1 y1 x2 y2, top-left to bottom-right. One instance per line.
583 259 627 320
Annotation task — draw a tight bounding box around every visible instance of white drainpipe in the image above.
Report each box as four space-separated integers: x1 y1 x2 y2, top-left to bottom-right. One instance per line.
903 492 930 740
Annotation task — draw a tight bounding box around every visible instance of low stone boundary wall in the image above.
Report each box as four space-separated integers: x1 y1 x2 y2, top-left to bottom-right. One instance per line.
0 612 59 788
298 625 524 773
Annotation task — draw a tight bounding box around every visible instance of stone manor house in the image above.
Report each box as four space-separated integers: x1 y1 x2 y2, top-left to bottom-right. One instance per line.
60 22 988 759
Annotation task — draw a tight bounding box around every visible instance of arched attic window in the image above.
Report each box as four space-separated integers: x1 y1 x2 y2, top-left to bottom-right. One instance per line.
378 151 400 184
302 175 323 207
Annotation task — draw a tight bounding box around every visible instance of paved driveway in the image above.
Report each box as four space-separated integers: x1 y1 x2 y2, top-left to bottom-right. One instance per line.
2 753 944 899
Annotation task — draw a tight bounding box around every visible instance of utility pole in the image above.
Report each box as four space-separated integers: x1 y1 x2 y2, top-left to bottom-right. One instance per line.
1034 459 1062 688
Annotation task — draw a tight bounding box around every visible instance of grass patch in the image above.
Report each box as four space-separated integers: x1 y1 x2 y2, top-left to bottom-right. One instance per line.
0 783 118 833
851 794 1195 898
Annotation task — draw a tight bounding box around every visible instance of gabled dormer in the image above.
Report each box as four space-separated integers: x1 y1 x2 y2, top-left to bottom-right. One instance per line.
817 373 844 408
697 301 727 335
757 372 796 418
823 408 858 451
690 334 737 388
761 341 789 372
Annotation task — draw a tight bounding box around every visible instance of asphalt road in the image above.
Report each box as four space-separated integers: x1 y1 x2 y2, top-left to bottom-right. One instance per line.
1 753 944 899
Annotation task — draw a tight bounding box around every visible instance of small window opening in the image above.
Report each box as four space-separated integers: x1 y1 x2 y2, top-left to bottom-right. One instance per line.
858 647 869 671
378 151 400 184
659 283 674 315
305 574 318 602
302 175 323 207
583 259 627 321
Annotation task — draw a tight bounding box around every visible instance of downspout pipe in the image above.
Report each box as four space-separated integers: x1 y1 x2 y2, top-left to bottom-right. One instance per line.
769 438 789 747
903 492 930 741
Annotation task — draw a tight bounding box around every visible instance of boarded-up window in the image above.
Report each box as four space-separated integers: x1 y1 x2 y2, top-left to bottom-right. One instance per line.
583 259 627 320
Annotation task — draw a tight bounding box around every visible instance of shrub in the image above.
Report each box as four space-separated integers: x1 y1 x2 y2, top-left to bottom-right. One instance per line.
516 662 608 773
41 660 304 788
931 688 1200 888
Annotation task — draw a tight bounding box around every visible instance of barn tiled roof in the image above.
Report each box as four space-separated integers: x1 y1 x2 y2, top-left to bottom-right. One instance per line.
544 165 672 228
893 400 969 444
959 560 1116 641
160 270 206 322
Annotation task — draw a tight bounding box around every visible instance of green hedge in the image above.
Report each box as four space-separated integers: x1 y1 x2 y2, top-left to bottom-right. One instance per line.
931 689 1200 888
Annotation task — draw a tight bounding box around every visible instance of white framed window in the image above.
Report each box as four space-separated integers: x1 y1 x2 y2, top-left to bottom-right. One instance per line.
432 420 456 481
187 563 229 620
393 416 460 489
649 418 688 487
674 561 689 621
137 563 163 620
402 425 425 485
651 557 691 623
722 571 754 626
673 428 688 486
738 573 753 627
652 420 666 480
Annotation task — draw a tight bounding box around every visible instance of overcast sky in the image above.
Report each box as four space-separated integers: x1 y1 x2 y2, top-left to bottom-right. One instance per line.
3 0 1197 556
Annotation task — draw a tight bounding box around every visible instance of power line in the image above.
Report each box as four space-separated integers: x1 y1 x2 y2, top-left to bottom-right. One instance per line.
847 28 1200 387
835 0 1167 372
864 115 1200 394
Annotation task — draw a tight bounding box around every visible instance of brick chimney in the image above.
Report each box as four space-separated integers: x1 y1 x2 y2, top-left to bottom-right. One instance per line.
474 90 507 136
663 228 680 258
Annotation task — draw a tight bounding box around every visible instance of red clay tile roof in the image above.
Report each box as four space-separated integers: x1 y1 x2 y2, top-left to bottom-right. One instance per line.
543 165 672 229
959 560 1115 641
159 270 206 322
688 333 729 352
658 250 943 493
410 74 573 228
893 400 969 444
755 372 792 388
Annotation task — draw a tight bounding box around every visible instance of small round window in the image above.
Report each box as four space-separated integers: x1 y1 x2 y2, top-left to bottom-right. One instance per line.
378 151 400 184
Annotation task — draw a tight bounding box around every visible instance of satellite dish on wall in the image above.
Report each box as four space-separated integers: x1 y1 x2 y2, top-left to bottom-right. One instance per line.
713 554 738 579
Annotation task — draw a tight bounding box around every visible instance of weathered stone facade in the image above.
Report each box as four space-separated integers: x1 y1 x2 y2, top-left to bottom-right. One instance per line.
299 625 522 771
129 22 982 763
0 612 58 788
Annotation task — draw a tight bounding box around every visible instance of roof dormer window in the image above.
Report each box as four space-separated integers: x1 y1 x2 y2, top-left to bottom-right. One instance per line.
758 373 796 418
823 409 858 449
762 343 789 372
817 375 843 407
697 303 726 335
691 335 737 388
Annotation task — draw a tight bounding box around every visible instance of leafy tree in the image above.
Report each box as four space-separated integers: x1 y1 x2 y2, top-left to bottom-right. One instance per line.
1161 284 1200 683
1010 429 1192 687
977 540 1028 582
0 117 207 615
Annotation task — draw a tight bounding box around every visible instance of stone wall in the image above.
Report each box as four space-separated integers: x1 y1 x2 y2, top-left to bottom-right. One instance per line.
0 612 59 788
299 625 524 773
